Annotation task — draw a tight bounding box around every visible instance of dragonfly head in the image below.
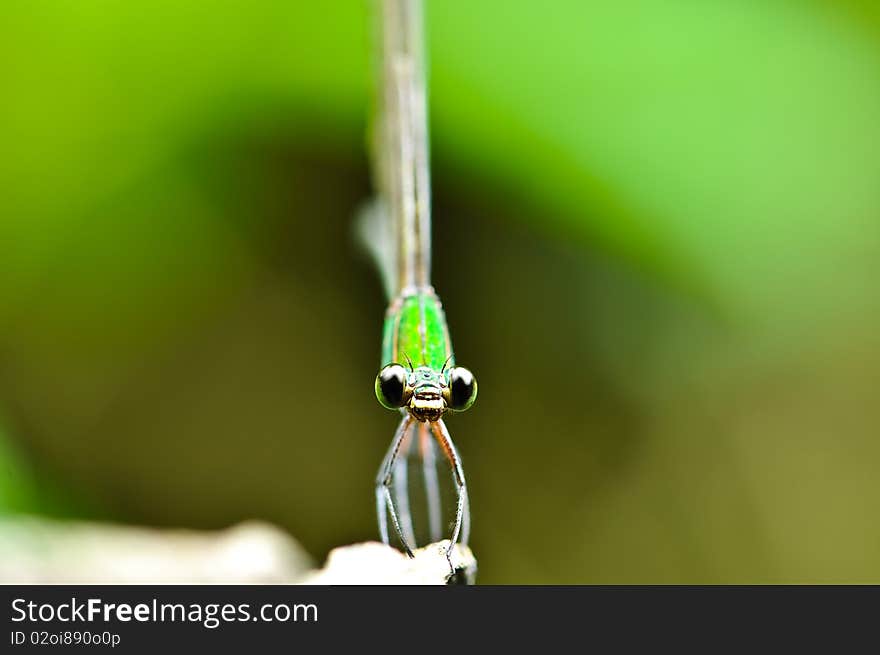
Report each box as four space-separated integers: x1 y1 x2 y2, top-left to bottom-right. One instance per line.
375 363 478 422
408 366 446 422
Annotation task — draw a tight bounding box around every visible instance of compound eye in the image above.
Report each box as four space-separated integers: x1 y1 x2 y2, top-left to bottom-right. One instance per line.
446 367 477 411
375 363 409 409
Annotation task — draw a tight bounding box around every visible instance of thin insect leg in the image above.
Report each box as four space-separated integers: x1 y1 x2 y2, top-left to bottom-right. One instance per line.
446 435 470 545
383 486 413 557
431 418 467 571
393 427 417 549
375 413 415 557
375 414 411 547
418 422 442 542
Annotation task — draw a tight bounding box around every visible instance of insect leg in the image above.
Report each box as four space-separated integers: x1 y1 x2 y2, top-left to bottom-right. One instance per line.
375 413 415 557
431 418 467 571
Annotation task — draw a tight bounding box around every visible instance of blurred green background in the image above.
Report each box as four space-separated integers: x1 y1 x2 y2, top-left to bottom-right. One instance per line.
2 0 879 583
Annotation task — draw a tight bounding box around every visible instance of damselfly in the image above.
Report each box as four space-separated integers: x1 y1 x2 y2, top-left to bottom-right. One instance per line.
360 0 477 569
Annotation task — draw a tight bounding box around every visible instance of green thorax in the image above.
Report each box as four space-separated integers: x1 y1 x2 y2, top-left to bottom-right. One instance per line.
381 289 454 371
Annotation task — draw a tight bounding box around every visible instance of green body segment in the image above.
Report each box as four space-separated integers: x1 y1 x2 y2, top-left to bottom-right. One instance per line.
381 290 454 371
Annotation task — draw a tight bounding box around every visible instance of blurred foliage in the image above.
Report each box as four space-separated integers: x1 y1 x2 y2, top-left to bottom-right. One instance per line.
1 0 879 582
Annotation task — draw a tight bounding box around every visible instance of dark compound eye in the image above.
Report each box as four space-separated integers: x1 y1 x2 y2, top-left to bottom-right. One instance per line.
446 367 477 411
375 363 409 409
